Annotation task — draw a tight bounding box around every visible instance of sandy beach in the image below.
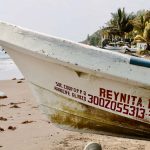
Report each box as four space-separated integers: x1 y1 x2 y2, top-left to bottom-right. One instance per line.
0 80 150 150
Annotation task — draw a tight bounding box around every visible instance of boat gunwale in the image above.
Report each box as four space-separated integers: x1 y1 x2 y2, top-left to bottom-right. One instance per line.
1 39 150 90
0 21 150 88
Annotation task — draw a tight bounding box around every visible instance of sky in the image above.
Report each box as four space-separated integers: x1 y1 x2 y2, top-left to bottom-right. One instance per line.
0 0 149 42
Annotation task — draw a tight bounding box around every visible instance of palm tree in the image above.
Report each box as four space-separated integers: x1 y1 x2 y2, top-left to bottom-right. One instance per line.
132 16 146 35
133 10 150 51
117 8 134 38
132 10 150 35
107 8 134 39
143 22 150 43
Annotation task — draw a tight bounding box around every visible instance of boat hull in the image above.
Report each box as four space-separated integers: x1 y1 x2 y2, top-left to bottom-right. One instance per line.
0 22 149 140
4 47 150 140
31 83 150 140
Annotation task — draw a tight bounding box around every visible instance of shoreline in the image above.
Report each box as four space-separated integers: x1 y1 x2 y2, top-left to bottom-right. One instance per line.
0 80 150 150
0 58 23 80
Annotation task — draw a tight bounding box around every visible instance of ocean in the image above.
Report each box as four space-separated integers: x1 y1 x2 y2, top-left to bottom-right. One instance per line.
0 49 23 80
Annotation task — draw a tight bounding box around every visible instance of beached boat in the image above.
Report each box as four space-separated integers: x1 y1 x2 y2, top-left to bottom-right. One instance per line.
0 22 150 141
104 43 122 51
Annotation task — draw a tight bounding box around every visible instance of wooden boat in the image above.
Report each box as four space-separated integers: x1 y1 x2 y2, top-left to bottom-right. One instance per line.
0 22 150 140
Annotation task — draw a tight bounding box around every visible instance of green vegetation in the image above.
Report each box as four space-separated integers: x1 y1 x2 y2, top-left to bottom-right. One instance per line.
83 8 150 50
107 8 134 37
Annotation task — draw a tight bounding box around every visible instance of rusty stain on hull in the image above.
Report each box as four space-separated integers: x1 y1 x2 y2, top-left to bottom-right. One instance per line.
40 92 150 140
50 109 150 140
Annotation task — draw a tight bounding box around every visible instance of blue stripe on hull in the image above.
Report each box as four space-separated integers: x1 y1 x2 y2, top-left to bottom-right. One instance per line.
130 57 150 68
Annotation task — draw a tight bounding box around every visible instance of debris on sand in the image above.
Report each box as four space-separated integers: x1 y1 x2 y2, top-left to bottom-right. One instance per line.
0 127 4 132
0 117 7 121
17 80 23 83
10 104 20 108
8 126 16 130
9 101 25 108
9 102 25 105
32 106 39 109
0 104 7 107
21 120 35 124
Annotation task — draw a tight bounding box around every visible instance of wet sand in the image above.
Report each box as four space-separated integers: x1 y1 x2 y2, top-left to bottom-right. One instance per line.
0 80 150 150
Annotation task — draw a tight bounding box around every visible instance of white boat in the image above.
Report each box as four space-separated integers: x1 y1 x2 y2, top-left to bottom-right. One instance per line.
104 43 122 51
0 22 150 140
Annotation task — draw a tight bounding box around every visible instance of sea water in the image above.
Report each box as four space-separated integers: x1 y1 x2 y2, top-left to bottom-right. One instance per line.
0 49 23 80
